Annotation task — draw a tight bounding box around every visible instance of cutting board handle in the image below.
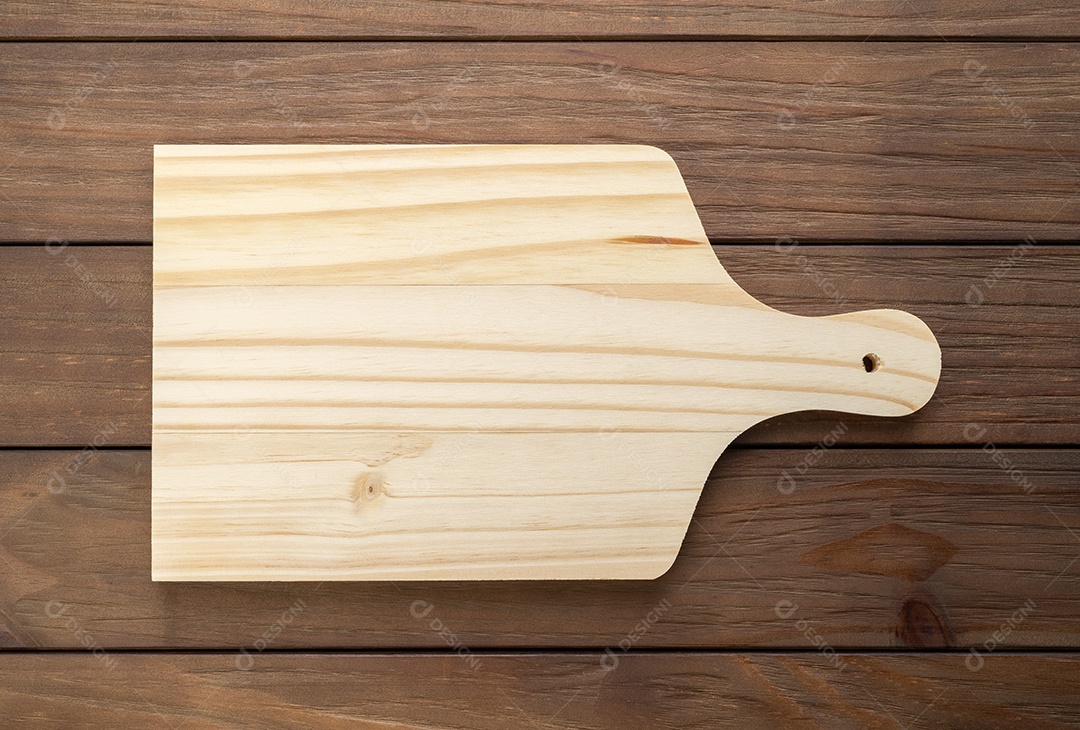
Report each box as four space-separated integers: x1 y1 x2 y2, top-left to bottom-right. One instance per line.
766 305 941 420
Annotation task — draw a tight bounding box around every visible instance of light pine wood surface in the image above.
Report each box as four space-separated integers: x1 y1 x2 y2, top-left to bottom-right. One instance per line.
152 144 940 581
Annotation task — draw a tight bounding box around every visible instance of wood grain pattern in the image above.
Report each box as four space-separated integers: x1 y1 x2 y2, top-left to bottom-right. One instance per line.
153 144 722 285
0 244 150 447
4 448 1077 649
2 244 1076 447
2 42 1078 242
151 143 940 581
3 653 1080 729
6 1 1080 39
4 10 1078 723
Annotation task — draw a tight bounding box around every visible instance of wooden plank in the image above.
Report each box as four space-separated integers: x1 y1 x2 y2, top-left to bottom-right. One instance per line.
1 245 1074 447
2 448 1077 649
6 1 1080 39
0 244 149 447
150 143 939 582
2 653 1079 728
2 42 1078 242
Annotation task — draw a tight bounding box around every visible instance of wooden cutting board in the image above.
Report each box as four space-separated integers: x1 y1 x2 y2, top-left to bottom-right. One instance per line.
152 144 941 581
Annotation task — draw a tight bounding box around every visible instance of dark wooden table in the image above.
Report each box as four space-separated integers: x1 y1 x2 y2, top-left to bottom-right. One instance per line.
2 3 1079 727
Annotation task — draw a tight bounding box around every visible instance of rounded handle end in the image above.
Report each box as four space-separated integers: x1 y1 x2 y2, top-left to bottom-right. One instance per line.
825 308 942 417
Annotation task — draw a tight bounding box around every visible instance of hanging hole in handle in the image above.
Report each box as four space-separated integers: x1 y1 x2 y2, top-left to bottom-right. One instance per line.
863 353 881 373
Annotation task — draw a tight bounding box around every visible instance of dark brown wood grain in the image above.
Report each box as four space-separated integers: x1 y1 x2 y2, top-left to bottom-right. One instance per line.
5 1 1080 40
1 42 1078 243
3 652 1079 729
2 245 1075 447
0 245 150 447
1 447 1076 650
